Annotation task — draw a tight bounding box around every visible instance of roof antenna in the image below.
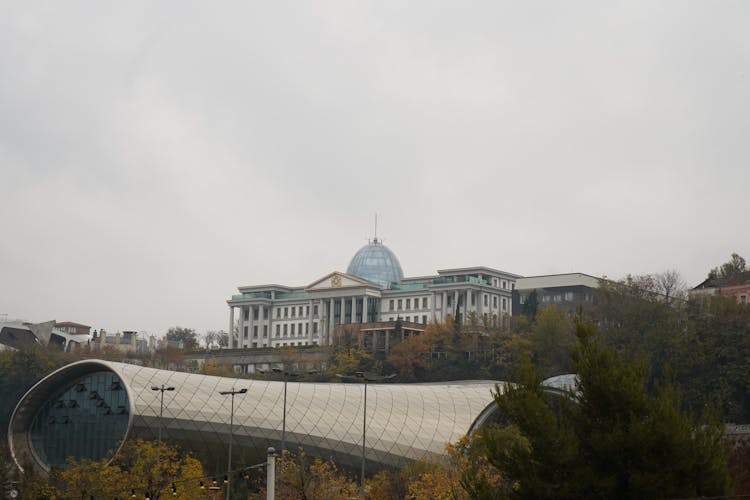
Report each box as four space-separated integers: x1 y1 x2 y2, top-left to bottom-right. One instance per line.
373 213 378 243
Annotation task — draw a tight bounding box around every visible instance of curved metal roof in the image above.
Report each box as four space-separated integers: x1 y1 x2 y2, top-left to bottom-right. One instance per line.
346 239 404 289
10 360 502 473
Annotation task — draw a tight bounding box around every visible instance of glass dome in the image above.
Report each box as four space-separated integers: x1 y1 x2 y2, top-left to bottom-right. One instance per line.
347 238 404 289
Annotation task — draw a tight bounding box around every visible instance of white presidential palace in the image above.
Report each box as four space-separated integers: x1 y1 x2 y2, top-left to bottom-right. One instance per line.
227 238 520 349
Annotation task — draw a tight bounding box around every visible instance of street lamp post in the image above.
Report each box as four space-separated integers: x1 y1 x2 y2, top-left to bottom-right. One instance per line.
271 367 299 452
336 371 395 494
218 387 247 500
150 385 175 453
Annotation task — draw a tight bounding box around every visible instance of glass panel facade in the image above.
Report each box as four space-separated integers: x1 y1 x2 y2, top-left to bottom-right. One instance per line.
346 242 404 289
29 371 129 469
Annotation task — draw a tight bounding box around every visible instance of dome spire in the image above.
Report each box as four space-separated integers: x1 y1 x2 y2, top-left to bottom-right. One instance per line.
373 213 379 244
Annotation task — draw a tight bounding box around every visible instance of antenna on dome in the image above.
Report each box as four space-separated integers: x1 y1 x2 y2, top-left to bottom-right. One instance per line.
373 213 379 243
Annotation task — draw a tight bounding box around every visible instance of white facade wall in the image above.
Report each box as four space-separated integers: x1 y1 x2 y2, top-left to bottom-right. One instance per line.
228 268 519 348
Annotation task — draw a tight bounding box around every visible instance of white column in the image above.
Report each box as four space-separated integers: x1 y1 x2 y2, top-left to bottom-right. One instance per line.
351 296 357 323
239 307 246 348
362 296 368 323
431 293 436 322
340 297 346 325
442 292 447 318
320 299 325 344
327 299 334 345
228 306 235 349
259 304 266 347
308 299 314 341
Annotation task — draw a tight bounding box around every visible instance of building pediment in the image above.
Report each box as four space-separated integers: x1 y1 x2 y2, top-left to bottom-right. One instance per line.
305 271 376 291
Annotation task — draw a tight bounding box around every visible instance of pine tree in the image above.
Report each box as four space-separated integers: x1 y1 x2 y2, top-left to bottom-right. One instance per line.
482 320 732 499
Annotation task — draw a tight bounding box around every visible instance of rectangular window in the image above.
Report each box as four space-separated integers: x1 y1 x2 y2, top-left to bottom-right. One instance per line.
243 326 248 339
564 292 574 301
252 342 258 348
422 297 428 309
253 308 259 320
389 300 395 311
253 326 258 338
298 306 303 317
502 297 507 310
276 308 281 319
291 324 295 335
406 298 411 309
493 296 498 308
292 307 296 318
406 316 411 322
313 305 319 316
447 296 453 307
275 324 280 336
398 299 403 310
305 323 309 334
283 324 288 335
471 293 475 306
313 322 318 333
244 308 249 321
483 295 488 306
422 315 427 324
502 280 507 289
263 325 268 337
284 307 288 318
519 295 526 304
305 306 310 316
741 295 747 305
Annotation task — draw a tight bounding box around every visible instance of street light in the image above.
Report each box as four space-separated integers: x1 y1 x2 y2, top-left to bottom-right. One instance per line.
336 371 395 494
271 367 299 452
218 387 247 500
150 385 175 451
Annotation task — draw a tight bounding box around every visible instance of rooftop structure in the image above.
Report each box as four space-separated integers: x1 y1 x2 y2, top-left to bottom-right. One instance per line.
692 271 750 305
346 238 404 289
0 320 92 351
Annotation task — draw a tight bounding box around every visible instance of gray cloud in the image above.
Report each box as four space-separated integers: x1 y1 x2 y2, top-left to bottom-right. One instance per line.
1 1 748 335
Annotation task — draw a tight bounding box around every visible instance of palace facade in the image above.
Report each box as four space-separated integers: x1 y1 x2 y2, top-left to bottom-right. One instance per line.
226 239 520 349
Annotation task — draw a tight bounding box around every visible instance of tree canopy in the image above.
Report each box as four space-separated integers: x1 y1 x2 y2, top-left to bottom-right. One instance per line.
481 320 732 500
165 326 198 349
708 252 747 280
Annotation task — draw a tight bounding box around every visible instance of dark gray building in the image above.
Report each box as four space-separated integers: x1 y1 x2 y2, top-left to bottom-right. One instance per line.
512 273 601 315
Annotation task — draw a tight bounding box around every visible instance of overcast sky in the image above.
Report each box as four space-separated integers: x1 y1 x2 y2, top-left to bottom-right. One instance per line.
1 1 748 337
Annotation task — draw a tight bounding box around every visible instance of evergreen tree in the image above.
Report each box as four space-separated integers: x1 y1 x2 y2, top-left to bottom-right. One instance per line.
482 320 732 499
521 290 538 319
708 252 747 280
